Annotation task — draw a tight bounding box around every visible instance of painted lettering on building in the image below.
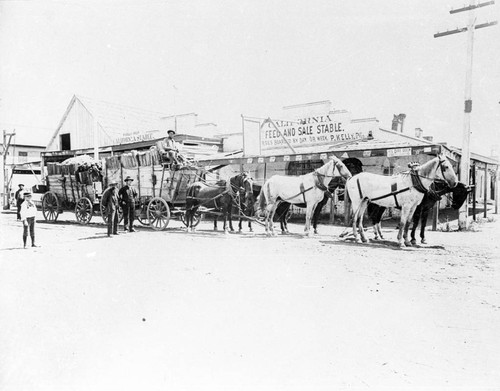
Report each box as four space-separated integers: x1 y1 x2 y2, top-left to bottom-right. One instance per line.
260 114 374 155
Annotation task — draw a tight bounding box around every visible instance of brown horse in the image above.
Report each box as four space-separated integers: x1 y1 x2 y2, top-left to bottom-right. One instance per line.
185 173 253 233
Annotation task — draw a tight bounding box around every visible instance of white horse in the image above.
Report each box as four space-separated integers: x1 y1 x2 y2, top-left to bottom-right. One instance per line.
345 153 458 247
257 157 352 236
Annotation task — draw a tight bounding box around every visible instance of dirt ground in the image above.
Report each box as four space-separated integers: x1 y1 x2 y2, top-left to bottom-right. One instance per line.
0 208 499 391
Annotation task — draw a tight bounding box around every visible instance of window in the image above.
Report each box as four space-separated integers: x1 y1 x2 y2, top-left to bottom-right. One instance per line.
18 151 28 163
286 160 324 176
60 133 71 150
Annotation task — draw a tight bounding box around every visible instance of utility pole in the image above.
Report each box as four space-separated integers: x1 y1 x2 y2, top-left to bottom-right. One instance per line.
434 0 497 229
2 129 16 209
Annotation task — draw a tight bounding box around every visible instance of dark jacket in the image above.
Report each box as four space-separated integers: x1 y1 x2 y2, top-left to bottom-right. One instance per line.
118 185 137 207
102 186 119 212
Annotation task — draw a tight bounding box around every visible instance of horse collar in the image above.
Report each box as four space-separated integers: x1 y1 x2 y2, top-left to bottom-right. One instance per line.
314 171 328 191
410 169 428 194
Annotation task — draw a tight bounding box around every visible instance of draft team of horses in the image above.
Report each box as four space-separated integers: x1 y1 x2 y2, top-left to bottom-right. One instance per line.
182 153 469 248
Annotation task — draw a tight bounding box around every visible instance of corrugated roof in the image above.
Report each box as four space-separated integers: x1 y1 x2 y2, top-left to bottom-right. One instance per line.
446 145 499 165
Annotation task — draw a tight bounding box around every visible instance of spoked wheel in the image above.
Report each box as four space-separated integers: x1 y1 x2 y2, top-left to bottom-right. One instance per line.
136 203 149 226
147 197 170 231
100 188 123 224
41 191 60 222
180 210 203 228
75 197 93 224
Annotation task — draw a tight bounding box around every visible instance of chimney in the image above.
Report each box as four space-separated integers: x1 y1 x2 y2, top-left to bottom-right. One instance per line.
423 136 433 142
415 128 423 138
391 113 406 133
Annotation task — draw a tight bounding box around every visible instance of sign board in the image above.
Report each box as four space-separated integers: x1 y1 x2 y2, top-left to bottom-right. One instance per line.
113 129 164 145
258 112 376 155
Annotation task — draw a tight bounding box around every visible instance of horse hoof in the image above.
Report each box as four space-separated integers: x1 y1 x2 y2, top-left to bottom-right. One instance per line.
411 239 417 245
404 241 412 247
313 230 318 235
362 238 369 243
421 239 427 244
249 228 253 233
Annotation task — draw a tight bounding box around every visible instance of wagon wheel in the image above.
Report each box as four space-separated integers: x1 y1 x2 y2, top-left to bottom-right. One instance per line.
99 188 124 224
147 197 170 231
180 210 203 228
136 203 149 226
41 191 60 222
75 197 93 224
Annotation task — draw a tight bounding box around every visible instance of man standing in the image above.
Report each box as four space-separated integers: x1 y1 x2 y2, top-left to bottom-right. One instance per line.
119 176 137 232
102 181 120 237
15 184 25 220
20 191 37 248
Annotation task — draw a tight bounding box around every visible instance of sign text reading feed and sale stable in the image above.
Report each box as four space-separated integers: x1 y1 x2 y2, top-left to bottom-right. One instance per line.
261 114 370 153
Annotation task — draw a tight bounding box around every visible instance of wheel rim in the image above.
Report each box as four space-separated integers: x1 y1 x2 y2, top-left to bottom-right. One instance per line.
147 198 170 231
42 192 59 222
137 203 149 226
75 197 93 224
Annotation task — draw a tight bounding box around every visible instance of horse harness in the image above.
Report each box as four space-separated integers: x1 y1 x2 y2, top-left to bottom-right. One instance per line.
356 159 447 208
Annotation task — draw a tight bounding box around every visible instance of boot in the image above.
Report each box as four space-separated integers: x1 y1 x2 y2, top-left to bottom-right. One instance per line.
31 236 38 247
23 236 27 249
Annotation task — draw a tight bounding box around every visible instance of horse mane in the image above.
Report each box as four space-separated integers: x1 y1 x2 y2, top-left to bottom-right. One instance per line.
413 156 439 177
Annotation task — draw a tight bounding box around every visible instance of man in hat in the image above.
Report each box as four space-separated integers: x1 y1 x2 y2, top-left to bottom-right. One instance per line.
101 181 120 237
20 191 37 248
15 184 25 220
119 176 138 232
161 129 182 164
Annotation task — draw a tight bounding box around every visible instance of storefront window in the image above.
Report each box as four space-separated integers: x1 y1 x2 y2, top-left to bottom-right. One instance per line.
286 160 324 176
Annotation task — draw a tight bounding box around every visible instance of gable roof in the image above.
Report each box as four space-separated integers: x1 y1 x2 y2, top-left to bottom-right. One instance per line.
48 95 171 148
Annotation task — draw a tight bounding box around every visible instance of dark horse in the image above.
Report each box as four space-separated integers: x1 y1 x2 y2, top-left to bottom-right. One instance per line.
367 181 471 244
236 181 258 232
185 173 253 233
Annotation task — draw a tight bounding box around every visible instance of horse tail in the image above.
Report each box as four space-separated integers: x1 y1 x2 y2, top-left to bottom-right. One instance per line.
257 183 268 216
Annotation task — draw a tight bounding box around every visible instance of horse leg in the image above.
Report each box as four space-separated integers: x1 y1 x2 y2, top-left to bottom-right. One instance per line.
420 209 430 244
410 206 420 245
402 204 418 247
228 205 234 232
268 202 279 236
304 202 317 236
357 199 369 243
351 201 361 242
213 216 218 231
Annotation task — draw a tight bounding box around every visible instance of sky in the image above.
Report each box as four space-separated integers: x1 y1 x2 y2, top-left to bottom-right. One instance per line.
0 0 499 156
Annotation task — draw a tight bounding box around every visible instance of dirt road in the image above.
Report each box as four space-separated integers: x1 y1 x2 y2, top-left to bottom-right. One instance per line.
0 210 499 390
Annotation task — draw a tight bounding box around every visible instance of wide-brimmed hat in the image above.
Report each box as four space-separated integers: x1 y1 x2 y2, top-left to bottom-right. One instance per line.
108 181 118 187
167 129 176 135
18 184 24 187
124 176 134 182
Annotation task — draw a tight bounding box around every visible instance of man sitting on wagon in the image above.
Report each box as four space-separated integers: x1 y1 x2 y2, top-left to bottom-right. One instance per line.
157 129 184 165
